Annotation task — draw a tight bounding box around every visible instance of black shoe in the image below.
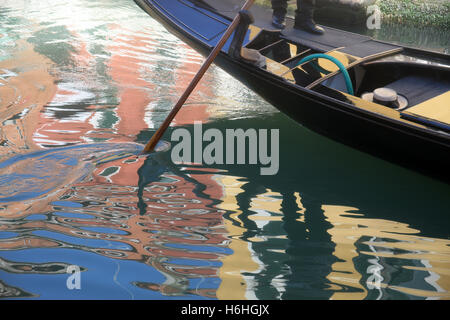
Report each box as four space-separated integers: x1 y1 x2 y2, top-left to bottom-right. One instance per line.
272 15 286 30
294 18 324 35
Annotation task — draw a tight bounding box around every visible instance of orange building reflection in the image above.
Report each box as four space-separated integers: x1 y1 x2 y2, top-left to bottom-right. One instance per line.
0 21 231 298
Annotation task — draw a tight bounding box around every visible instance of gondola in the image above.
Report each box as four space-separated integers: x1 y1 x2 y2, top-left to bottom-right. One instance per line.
134 0 450 181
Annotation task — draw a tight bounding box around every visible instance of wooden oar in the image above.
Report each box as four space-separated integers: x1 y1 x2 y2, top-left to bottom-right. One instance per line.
142 0 255 153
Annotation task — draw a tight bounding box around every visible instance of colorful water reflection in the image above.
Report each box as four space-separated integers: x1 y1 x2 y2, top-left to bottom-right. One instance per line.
0 0 449 300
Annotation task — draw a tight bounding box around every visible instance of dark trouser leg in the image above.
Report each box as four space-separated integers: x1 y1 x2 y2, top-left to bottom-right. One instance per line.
294 0 324 34
271 0 288 29
271 0 288 18
296 0 315 17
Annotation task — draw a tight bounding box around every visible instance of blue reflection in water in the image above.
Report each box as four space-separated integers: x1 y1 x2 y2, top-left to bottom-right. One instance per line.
24 215 48 221
0 232 19 239
0 249 172 300
51 201 83 208
53 212 95 219
31 230 132 251
0 142 227 300
0 143 143 203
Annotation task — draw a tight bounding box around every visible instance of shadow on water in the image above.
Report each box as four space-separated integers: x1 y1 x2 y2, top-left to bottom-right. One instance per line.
169 113 450 236
149 113 450 300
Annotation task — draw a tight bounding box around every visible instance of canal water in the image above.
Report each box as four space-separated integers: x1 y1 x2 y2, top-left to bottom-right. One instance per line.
0 0 449 300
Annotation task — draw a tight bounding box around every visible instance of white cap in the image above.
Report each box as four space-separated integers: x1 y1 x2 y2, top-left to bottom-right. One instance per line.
373 88 398 102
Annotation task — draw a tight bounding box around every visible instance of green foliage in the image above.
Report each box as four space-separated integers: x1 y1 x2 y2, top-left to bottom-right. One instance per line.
256 0 449 28
376 0 450 29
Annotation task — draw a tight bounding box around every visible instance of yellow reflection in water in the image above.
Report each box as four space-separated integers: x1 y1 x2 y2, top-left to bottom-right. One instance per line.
215 176 261 300
323 205 450 300
249 189 283 226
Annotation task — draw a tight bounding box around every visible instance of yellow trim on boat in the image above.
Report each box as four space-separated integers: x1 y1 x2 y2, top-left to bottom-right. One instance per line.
342 93 427 129
266 57 295 82
289 43 297 58
318 50 358 74
402 91 450 126
247 25 261 42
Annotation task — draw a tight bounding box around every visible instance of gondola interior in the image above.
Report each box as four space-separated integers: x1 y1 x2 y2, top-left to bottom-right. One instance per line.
242 26 450 133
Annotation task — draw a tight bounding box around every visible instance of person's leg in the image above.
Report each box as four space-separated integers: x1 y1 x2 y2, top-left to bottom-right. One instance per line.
272 0 288 17
271 0 288 29
294 0 325 34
